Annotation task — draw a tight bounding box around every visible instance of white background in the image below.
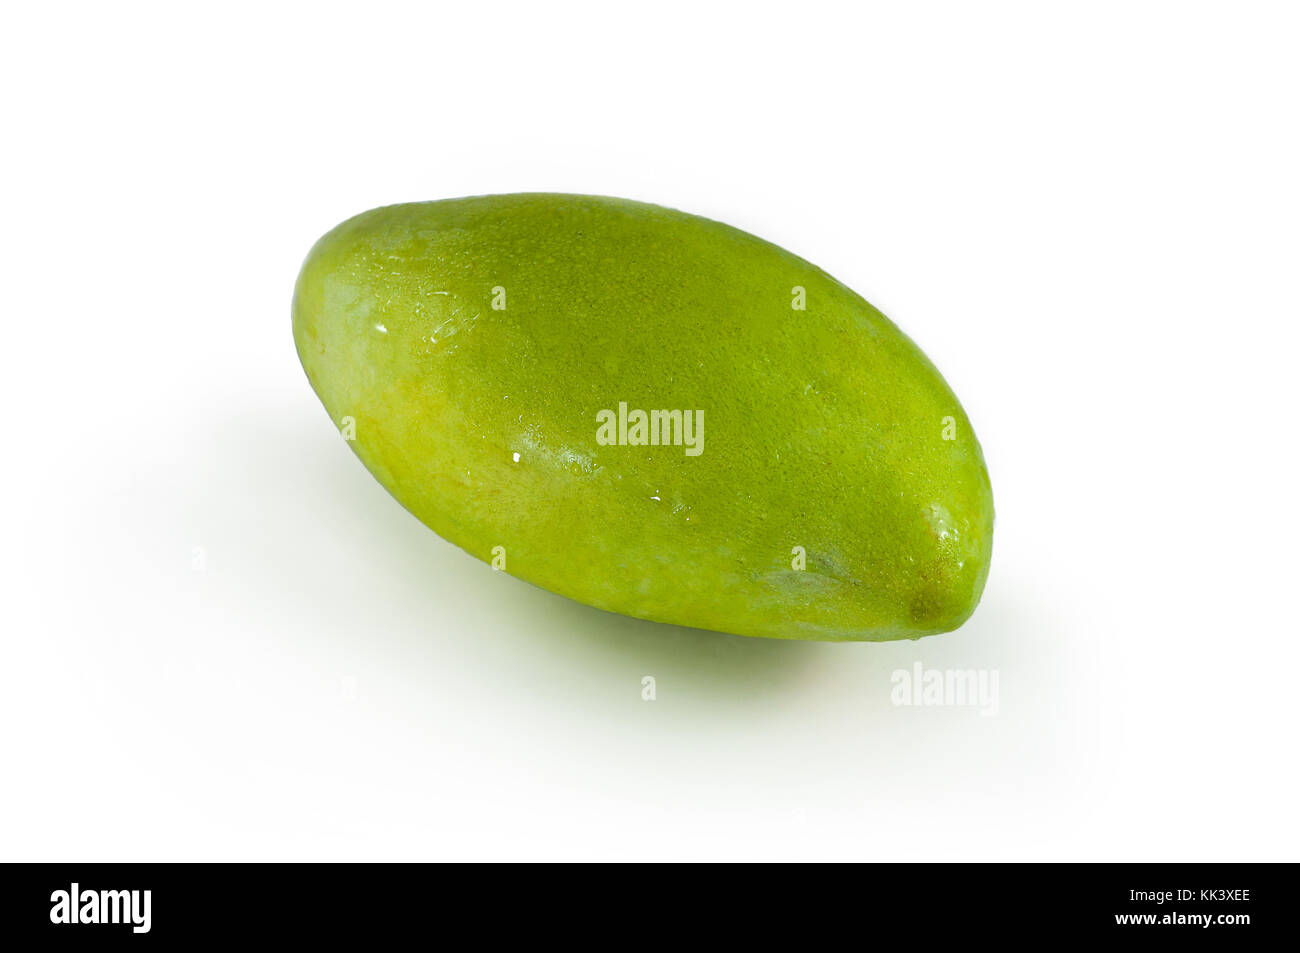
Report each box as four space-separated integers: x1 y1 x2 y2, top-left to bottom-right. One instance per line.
3 2 1297 861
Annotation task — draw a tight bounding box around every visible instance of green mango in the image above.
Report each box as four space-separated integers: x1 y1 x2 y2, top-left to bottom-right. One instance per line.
293 194 993 641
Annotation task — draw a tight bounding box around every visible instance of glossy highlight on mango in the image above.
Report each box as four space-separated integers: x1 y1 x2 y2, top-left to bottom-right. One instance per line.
293 194 994 641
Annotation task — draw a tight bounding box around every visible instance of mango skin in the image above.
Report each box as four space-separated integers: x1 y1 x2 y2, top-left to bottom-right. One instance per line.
293 194 993 641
